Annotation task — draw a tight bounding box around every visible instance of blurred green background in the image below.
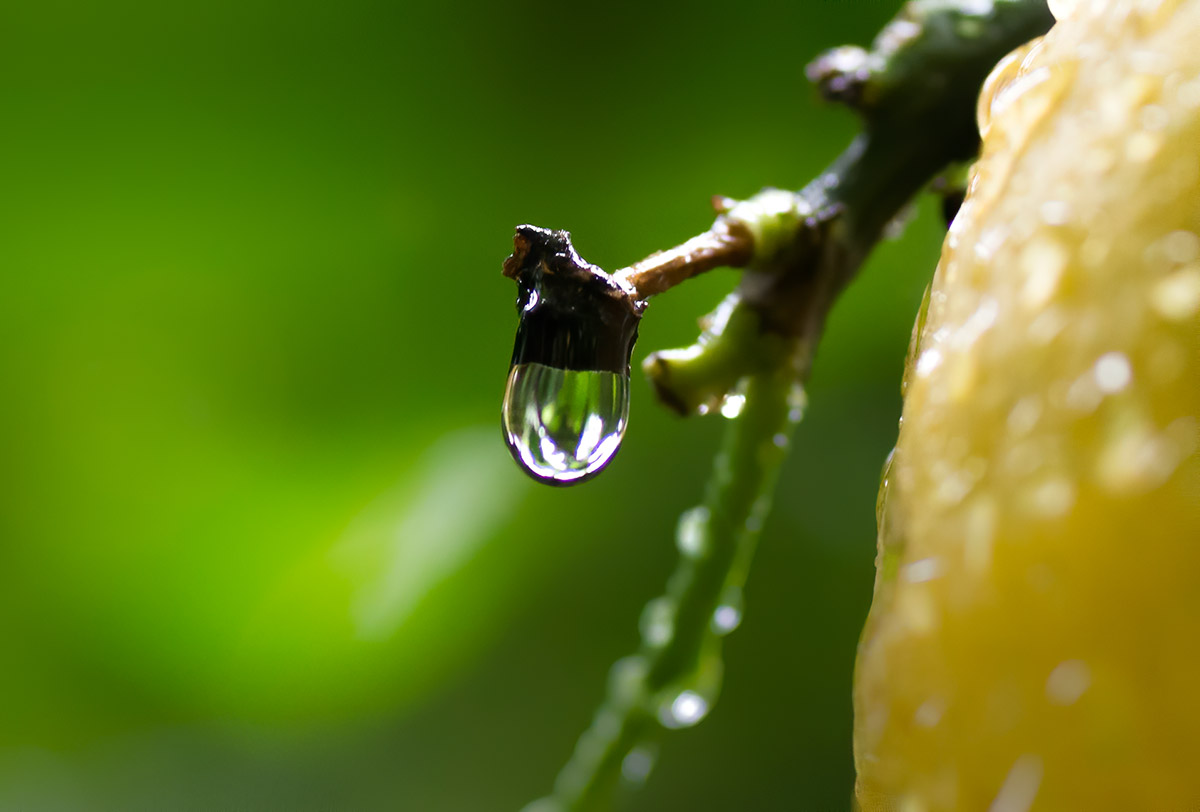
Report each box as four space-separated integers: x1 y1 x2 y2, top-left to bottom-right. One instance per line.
0 1 944 808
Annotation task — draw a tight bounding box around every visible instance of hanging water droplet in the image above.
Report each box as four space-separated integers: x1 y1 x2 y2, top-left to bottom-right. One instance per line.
502 365 628 484
500 225 644 486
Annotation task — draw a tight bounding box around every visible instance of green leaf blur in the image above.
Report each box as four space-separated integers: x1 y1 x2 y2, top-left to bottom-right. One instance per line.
0 0 943 808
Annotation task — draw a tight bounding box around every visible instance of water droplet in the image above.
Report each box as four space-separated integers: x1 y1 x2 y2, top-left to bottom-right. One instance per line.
720 392 746 419
607 656 648 704
676 506 710 558
1096 420 1179 494
934 468 974 505
1126 131 1162 162
1162 230 1200 264
1150 267 1200 321
915 348 943 378
1039 199 1071 226
787 384 808 423
1020 236 1067 310
1007 396 1042 436
1025 475 1075 517
711 604 742 635
913 696 945 728
977 41 1032 137
502 364 628 485
990 754 1043 812
963 496 997 575
1179 76 1200 109
711 587 744 636
988 61 1062 144
1045 660 1091 705
621 746 657 784
1139 103 1170 132
1064 372 1103 414
659 690 710 729
1093 352 1133 394
902 557 943 584
639 598 676 648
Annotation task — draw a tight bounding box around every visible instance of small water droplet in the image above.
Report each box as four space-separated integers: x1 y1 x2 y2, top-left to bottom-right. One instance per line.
1179 77 1200 109
977 40 1031 137
676 506 710 558
720 392 746 419
1025 475 1075 517
711 605 742 635
913 696 946 728
915 348 943 378
896 587 938 634
659 690 710 729
607 656 648 704
640 597 676 648
502 364 628 485
1162 230 1200 264
621 746 657 784
991 755 1043 812
1064 373 1103 414
1045 660 1091 705
1039 199 1071 226
1096 419 1179 495
963 496 997 575
902 557 943 584
1128 128 1164 162
787 384 808 423
1093 352 1132 394
1020 236 1067 310
1139 103 1170 132
1007 396 1042 436
711 587 744 636
1151 267 1200 321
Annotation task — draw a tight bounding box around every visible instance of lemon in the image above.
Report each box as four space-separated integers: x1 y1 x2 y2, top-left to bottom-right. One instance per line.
854 1 1200 809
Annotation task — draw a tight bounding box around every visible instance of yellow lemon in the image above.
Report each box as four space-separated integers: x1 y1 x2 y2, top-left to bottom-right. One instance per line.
855 1 1200 809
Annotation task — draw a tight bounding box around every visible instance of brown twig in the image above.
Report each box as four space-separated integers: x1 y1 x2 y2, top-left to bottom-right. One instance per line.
613 220 753 300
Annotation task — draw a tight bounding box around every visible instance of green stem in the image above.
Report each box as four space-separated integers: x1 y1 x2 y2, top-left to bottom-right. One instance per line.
527 363 803 812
